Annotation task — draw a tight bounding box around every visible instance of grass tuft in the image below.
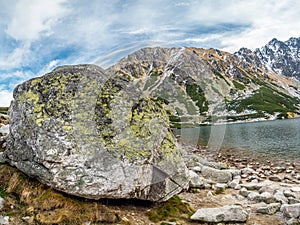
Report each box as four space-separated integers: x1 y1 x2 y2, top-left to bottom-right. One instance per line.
146 195 194 223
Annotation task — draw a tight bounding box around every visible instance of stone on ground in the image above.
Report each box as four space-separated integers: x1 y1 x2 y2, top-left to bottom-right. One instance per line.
201 166 232 183
190 205 248 222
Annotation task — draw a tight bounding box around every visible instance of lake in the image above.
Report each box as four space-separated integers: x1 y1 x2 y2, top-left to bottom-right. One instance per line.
175 118 300 162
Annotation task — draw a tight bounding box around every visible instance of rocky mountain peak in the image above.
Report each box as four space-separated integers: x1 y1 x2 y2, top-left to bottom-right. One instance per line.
253 37 300 79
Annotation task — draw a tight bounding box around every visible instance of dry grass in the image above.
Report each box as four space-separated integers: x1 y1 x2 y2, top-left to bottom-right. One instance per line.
0 164 120 224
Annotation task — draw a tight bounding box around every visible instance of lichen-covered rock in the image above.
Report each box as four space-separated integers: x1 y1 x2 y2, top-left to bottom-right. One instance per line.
5 64 188 202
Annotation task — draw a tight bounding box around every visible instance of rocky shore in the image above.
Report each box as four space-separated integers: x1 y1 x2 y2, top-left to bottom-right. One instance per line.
181 142 300 225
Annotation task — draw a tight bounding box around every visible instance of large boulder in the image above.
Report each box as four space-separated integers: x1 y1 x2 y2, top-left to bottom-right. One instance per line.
4 64 189 202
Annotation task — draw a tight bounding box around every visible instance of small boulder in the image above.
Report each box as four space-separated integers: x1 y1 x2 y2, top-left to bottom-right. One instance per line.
256 202 281 215
269 175 282 182
239 187 251 197
228 176 241 190
281 203 300 219
201 166 232 183
190 205 248 222
284 189 297 199
241 181 267 191
213 183 227 193
274 191 289 204
247 191 262 202
188 170 203 188
260 192 277 204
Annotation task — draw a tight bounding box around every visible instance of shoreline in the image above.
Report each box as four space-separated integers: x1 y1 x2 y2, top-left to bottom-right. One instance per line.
174 115 300 128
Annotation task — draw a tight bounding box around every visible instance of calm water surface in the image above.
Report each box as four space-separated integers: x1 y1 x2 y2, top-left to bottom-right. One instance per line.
175 118 300 162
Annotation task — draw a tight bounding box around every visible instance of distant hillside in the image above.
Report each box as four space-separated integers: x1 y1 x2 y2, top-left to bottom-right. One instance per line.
108 39 300 127
0 107 8 115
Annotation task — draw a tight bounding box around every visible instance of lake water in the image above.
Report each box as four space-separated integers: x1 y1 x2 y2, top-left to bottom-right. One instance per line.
175 118 300 162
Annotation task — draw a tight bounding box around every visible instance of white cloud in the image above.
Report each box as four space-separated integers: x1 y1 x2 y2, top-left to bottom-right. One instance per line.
185 0 300 52
5 0 68 41
0 42 31 69
0 89 13 107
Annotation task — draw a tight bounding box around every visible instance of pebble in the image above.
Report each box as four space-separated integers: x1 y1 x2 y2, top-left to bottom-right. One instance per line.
274 191 289 204
284 190 297 199
188 170 203 188
258 185 276 194
269 175 282 182
213 183 227 192
260 192 276 204
0 216 9 225
239 188 250 197
0 198 3 210
280 203 300 219
228 177 241 190
247 191 262 202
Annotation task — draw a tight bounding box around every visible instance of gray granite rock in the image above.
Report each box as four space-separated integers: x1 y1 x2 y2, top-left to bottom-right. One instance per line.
228 176 241 190
213 183 227 192
269 175 282 182
256 202 281 215
247 191 262 202
260 191 277 204
190 205 248 222
201 166 232 183
281 203 300 219
241 181 268 191
188 170 203 188
239 187 251 197
284 189 297 199
286 218 300 225
274 191 289 204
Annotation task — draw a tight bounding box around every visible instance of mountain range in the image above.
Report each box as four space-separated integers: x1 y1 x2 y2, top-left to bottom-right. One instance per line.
107 37 300 127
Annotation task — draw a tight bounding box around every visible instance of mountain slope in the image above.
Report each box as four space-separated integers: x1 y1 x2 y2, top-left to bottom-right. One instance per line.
107 42 300 127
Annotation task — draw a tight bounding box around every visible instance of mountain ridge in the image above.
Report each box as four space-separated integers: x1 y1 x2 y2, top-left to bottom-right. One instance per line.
108 38 300 127
238 37 300 80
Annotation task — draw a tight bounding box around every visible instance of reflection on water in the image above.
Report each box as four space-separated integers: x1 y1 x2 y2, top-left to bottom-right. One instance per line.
175 118 300 161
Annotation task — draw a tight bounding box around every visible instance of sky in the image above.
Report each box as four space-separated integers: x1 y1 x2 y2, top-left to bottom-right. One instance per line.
0 0 300 106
